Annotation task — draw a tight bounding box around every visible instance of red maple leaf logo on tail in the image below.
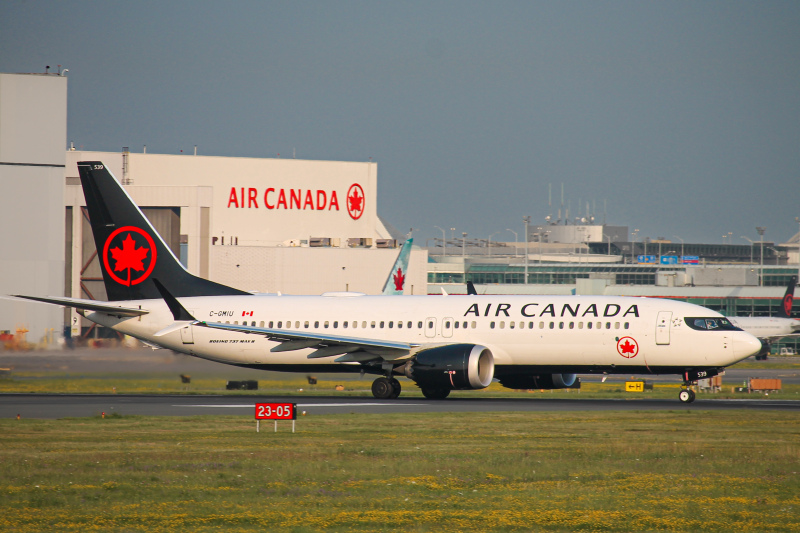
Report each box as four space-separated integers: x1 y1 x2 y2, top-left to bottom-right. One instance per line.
102 226 157 286
784 294 794 317
393 267 405 291
110 234 150 285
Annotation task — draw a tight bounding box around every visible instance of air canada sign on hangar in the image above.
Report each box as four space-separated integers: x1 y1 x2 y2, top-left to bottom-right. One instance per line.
226 184 365 220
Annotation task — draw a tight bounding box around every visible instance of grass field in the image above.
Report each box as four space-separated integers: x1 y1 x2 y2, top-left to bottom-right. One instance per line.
2 410 799 532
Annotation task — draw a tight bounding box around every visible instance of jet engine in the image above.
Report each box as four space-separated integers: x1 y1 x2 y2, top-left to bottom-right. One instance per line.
403 344 494 390
497 373 579 390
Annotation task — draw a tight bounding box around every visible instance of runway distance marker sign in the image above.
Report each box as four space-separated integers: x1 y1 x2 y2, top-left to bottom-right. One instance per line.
255 403 297 433
255 403 297 420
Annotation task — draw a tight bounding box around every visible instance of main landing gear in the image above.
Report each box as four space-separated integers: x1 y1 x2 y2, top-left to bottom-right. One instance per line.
371 377 401 399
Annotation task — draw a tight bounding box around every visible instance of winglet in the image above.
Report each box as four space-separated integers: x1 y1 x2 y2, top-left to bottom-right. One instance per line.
153 278 196 321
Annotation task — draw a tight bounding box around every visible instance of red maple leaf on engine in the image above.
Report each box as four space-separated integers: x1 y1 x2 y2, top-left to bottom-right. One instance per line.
619 340 636 354
110 233 150 278
393 267 405 291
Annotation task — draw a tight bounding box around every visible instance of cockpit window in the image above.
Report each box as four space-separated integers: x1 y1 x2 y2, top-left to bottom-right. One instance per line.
685 317 741 331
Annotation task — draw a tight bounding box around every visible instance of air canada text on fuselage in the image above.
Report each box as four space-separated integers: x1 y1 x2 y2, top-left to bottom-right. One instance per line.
464 302 640 318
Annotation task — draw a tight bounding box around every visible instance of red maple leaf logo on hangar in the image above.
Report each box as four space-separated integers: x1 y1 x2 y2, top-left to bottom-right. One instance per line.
347 184 364 220
102 226 157 286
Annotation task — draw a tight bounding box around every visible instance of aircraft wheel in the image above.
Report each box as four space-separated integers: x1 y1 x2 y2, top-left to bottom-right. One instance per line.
371 377 394 399
421 387 451 400
388 378 401 399
678 389 695 403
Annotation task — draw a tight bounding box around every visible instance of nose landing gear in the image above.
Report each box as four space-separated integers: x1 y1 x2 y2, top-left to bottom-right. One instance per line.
678 388 696 403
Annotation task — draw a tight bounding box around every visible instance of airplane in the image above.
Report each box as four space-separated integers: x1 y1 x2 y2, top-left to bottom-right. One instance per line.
727 276 800 360
9 162 762 403
381 237 413 295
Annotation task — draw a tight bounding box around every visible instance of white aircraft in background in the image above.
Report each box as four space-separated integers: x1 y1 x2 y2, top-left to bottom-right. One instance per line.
10 162 762 403
727 276 799 359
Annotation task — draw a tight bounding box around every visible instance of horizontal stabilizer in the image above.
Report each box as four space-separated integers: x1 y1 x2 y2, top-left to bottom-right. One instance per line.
153 321 196 337
8 295 148 317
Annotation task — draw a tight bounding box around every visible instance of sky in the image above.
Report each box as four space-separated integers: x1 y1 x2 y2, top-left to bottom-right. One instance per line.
2 1 799 247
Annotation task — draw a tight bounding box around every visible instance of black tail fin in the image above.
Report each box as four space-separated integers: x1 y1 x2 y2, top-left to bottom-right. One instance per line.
778 275 796 318
77 161 250 301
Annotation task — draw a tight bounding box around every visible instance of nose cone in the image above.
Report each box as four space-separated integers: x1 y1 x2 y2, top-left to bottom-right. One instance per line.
733 331 763 360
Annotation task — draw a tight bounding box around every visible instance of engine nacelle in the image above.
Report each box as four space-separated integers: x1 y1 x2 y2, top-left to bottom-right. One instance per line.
403 344 494 390
497 373 579 390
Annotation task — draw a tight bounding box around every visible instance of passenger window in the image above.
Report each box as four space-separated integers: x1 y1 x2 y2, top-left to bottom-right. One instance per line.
509 322 514 329
578 322 583 329
549 322 555 329
362 321 367 328
234 321 238 325
471 321 476 329
324 321 329 328
428 321 433 329
314 321 319 328
615 322 620 329
454 321 459 329
333 321 338 328
500 321 505 329
624 322 629 329
606 322 611 329
268 321 273 328
569 322 574 329
418 321 423 329
559 322 564 329
295 321 300 328
344 321 348 328
539 322 544 329
490 321 496 329
587 322 592 329
389 321 393 328
277 321 282 328
398 321 402 328
380 321 385 328
259 321 264 327
408 321 413 328
371 321 376 328
304 321 309 328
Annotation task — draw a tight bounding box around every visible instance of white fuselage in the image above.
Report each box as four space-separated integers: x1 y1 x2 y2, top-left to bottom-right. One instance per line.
727 316 800 339
83 294 761 375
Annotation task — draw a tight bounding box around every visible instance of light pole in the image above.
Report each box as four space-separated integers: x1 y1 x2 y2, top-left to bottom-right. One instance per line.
756 227 766 286
488 231 499 257
673 235 684 261
462 232 467 259
434 226 446 256
795 217 800 282
631 229 639 263
523 216 531 284
741 236 755 265
506 229 518 258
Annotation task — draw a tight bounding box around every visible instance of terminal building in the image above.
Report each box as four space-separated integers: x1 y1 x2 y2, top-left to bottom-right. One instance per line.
1 70 798 354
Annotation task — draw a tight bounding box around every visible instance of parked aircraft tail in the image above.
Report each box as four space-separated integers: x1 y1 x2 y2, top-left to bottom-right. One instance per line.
381 238 413 295
77 161 249 301
778 275 797 318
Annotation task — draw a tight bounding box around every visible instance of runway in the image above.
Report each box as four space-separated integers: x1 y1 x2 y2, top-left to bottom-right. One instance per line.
2 393 799 419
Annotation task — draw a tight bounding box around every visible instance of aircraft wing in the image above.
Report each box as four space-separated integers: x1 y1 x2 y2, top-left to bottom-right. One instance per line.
7 295 149 317
195 320 420 362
